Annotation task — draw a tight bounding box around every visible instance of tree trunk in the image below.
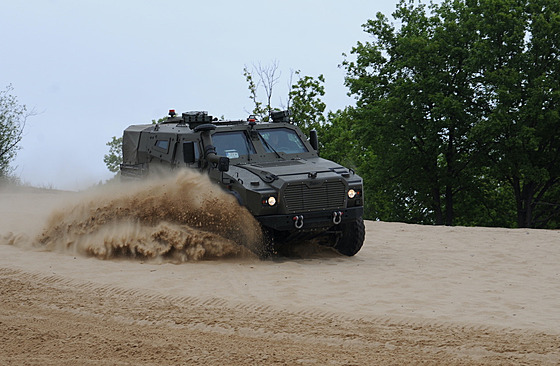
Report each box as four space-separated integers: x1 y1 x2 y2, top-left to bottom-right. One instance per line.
512 177 524 227
432 186 444 225
445 184 454 226
514 178 535 228
521 182 535 228
445 133 455 226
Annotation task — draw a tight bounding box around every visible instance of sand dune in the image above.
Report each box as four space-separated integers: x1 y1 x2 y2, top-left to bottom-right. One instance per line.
1 180 559 365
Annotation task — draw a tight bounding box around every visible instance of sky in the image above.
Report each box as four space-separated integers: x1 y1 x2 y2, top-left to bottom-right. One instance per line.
2 0 403 190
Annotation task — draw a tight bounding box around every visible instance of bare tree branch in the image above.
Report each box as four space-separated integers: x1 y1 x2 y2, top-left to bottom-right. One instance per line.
0 84 31 176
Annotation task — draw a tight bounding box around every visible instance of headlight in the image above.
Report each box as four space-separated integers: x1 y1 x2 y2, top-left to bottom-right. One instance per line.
347 189 357 199
266 196 277 206
261 196 276 207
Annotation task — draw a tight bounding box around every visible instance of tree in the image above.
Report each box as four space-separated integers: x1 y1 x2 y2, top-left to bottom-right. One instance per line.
344 0 488 225
289 71 327 136
0 84 28 178
103 136 123 173
471 0 560 228
344 0 560 228
244 62 327 137
243 61 281 121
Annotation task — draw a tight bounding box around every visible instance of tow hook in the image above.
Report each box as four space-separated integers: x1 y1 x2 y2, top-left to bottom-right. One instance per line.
293 215 304 229
332 211 343 225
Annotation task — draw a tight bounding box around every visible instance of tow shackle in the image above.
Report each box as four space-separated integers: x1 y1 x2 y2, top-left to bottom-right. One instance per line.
293 215 304 229
332 211 343 225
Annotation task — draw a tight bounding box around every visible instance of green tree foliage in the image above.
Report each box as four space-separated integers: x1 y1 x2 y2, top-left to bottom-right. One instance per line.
289 71 326 136
0 84 28 178
344 0 560 227
318 109 359 168
103 136 123 173
471 0 560 228
344 0 486 225
243 62 327 136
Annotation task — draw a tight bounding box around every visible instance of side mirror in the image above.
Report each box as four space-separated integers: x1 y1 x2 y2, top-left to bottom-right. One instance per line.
183 142 196 164
309 129 318 151
218 156 230 172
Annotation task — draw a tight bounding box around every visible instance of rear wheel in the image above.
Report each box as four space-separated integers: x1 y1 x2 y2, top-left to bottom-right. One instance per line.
334 217 365 256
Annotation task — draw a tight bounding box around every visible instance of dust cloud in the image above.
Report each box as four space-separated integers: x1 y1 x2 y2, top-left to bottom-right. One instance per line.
8 171 264 262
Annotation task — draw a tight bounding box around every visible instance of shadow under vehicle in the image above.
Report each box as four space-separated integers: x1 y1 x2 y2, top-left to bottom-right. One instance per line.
120 110 365 256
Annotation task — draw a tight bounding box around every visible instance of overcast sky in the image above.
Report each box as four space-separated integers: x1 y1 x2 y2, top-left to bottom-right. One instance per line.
2 0 404 190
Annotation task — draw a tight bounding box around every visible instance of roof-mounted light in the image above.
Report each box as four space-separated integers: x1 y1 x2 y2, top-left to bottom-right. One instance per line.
271 110 291 123
169 109 176 117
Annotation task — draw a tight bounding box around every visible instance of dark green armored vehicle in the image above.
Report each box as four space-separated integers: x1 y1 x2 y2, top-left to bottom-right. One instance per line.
120 110 365 256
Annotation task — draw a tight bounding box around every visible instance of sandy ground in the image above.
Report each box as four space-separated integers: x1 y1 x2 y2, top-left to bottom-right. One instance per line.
1 183 559 365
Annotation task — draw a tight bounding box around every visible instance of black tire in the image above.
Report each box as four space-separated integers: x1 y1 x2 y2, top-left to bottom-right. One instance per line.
334 217 365 256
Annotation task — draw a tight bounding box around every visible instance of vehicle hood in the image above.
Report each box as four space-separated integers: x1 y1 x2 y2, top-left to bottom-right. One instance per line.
234 157 353 183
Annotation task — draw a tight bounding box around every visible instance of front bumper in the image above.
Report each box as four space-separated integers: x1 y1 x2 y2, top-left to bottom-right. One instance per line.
256 206 363 232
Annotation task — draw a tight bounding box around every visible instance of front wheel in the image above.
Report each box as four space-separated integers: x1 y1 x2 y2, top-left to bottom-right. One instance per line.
334 217 365 256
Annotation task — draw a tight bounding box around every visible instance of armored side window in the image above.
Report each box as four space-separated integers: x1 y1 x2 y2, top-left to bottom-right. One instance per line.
183 141 200 164
155 139 169 152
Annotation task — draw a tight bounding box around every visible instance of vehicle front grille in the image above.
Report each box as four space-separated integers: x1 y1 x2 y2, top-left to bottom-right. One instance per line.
283 180 346 213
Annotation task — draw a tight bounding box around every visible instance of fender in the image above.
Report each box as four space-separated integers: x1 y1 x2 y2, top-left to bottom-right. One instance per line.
226 189 243 206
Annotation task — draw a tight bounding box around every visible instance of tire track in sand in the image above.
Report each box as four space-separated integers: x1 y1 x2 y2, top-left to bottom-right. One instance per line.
1 267 559 365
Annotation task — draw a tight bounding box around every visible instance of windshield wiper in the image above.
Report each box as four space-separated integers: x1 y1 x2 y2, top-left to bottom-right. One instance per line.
258 131 284 160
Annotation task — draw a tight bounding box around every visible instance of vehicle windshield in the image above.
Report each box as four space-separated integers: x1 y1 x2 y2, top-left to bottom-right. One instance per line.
258 128 308 154
212 131 256 158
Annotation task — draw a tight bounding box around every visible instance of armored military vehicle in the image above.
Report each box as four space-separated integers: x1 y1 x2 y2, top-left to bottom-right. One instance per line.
120 110 365 256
